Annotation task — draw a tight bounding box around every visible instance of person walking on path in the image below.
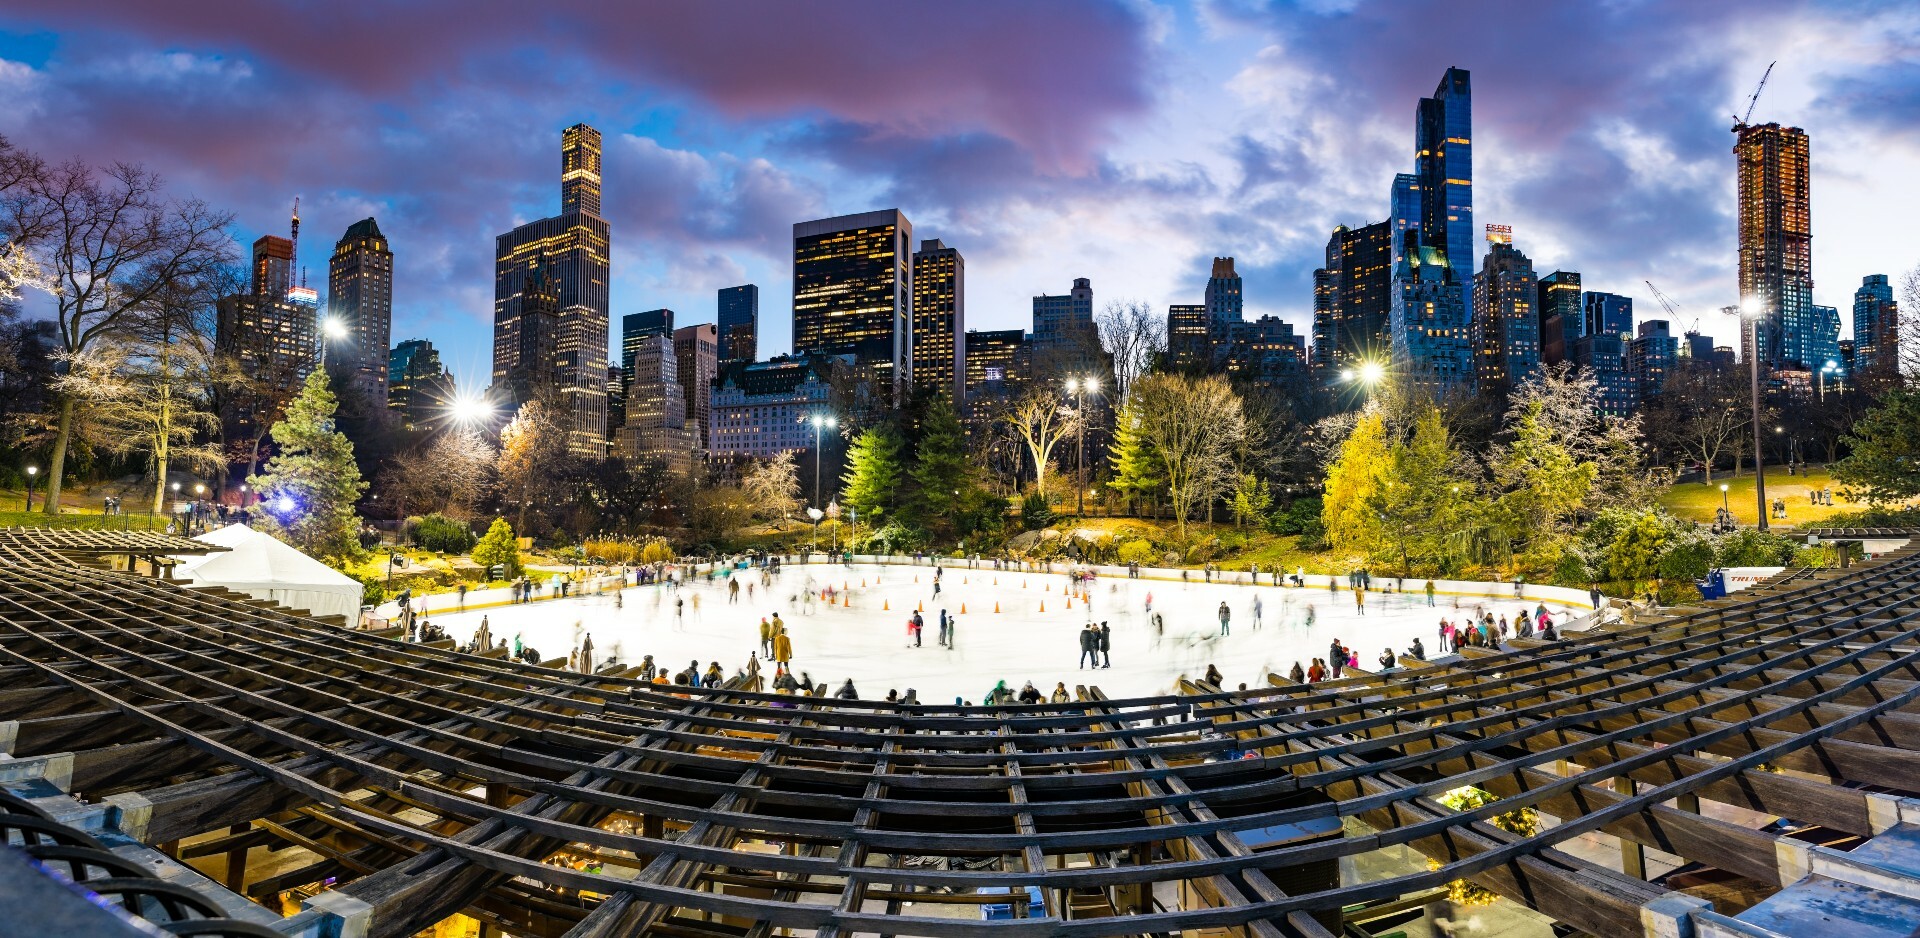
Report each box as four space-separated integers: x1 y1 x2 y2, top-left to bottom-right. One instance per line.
1098 621 1112 668
773 627 793 669
1425 580 1436 606
1217 601 1231 636
1078 623 1100 670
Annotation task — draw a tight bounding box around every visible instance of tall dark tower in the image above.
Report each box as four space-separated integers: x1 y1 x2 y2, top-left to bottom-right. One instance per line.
1734 122 1812 367
911 238 965 403
561 123 602 216
327 217 394 407
494 124 612 458
792 209 913 403
1416 67 1473 273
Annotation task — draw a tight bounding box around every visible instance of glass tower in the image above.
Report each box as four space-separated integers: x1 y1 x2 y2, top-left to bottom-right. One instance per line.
718 284 759 363
1734 122 1812 367
792 209 913 402
911 238 965 403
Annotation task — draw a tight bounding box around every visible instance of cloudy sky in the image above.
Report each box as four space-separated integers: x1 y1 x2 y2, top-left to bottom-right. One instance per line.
4 0 1916 391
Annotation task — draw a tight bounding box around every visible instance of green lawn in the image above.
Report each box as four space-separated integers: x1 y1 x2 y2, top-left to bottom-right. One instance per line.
0 508 166 530
1656 467 1874 528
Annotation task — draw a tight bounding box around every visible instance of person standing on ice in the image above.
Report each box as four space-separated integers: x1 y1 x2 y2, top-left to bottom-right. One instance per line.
937 609 949 647
1251 595 1263 630
1352 583 1366 615
907 612 923 648
1098 622 1112 668
773 627 793 669
729 579 740 604
759 617 773 656
1078 623 1100 669
1425 580 1436 606
1217 602 1231 636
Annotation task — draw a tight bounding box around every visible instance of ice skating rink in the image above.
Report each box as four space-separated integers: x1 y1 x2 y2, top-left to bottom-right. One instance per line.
419 564 1582 703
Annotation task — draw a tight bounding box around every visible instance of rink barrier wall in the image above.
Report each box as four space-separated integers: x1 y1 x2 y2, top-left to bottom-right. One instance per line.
368 557 1599 626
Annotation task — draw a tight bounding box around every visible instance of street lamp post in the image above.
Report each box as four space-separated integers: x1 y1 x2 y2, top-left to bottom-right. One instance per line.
24 465 37 513
1742 300 1769 532
1819 361 1838 401
317 316 347 368
1720 483 1730 514
809 413 837 511
1065 376 1100 517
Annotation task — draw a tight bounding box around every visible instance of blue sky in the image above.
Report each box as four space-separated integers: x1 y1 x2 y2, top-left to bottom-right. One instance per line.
3 1 1917 393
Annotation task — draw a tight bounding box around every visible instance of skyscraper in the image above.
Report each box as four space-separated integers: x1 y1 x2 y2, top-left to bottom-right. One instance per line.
1472 226 1538 396
1853 274 1898 376
673 323 718 452
614 333 694 474
1734 121 1813 368
494 123 611 459
1572 290 1633 415
717 284 759 363
1811 304 1842 376
1386 67 1474 394
1536 270 1581 365
1584 291 1633 340
1310 268 1336 373
327 217 393 406
216 224 318 448
1323 224 1393 366
1628 320 1680 403
792 209 913 402
1416 68 1473 275
963 328 1029 425
1205 257 1243 324
911 238 965 402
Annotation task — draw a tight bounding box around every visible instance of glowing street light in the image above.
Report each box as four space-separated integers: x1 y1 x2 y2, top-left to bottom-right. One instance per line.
1064 375 1102 516
316 316 348 367
1720 482 1730 514
23 464 37 512
450 395 495 426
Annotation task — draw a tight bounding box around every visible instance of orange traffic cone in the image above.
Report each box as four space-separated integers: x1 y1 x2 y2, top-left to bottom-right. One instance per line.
883 599 890 610
1040 601 1046 612
1067 597 1073 609
1046 583 1051 592
961 603 967 613
843 595 850 606
918 601 924 612
994 602 1000 613
861 579 867 587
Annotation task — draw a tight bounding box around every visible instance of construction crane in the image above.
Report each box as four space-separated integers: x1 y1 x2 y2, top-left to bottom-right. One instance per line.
1732 61 1776 130
1644 280 1700 334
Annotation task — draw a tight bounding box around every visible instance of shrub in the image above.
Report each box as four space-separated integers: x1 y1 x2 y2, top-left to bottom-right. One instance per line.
356 572 387 606
1266 495 1324 536
638 538 675 564
407 513 476 554
1019 492 1055 531
1715 529 1796 567
1117 539 1158 564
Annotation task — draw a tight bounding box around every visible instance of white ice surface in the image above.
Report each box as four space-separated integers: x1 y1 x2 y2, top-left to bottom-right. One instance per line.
421 564 1579 703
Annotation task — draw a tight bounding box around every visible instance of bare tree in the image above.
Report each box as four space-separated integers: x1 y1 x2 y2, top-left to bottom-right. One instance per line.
5 157 233 512
742 450 802 525
1645 366 1749 482
1096 298 1165 401
496 396 570 533
1131 373 1247 541
382 429 495 520
1899 261 1920 380
998 386 1080 493
52 336 223 517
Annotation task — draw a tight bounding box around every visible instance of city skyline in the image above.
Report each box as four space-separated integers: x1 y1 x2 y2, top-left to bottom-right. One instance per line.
2 3 1917 392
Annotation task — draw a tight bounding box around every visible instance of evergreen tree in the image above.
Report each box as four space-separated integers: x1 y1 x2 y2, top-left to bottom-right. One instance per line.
1371 406 1471 575
907 393 976 529
1230 473 1272 530
841 423 905 522
1832 387 1920 504
471 517 523 579
254 370 369 562
1107 395 1165 515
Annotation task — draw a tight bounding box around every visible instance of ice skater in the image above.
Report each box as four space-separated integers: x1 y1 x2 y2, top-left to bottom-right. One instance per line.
1217 601 1231 636
1078 623 1101 669
1099 621 1112 668
1251 595 1263 630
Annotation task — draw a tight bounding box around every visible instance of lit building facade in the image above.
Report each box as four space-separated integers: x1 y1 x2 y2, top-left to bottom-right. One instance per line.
1167 304 1210 371
1417 67 1474 277
1320 223 1393 366
1853 274 1897 376
1310 268 1336 373
718 284 759 363
1629 320 1681 403
1388 245 1473 395
1031 277 1096 369
792 209 913 402
216 233 318 446
709 354 852 459
326 218 393 408
1471 226 1538 397
494 123 611 458
1568 333 1633 416
673 323 718 452
1734 121 1813 368
910 238 965 403
1584 291 1633 339
1224 316 1306 386
962 328 1028 426
1536 270 1581 365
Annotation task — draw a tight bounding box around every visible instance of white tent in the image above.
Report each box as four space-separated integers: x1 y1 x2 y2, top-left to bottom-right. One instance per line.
173 524 364 622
